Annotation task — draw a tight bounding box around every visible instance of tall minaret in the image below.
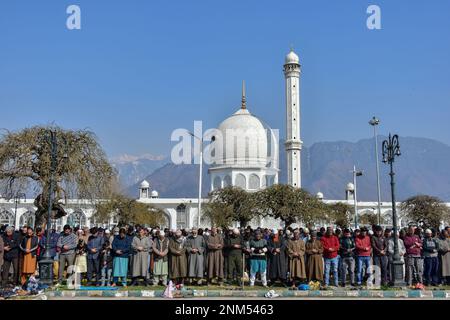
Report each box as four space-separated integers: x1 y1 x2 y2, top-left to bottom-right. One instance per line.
284 49 302 188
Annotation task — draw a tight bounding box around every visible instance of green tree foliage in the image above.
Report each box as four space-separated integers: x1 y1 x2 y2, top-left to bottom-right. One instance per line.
94 193 166 227
257 184 326 228
0 126 116 226
400 195 450 230
358 212 379 227
204 186 257 228
326 202 353 229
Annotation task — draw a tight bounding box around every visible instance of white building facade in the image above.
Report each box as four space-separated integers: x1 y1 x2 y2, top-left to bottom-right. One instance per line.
208 81 279 192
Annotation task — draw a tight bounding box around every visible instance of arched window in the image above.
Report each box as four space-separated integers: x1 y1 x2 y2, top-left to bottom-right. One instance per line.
265 175 275 187
382 210 393 226
51 218 64 232
235 174 246 189
0 209 14 226
223 175 232 187
110 214 120 228
249 174 260 190
176 204 187 229
67 210 87 228
213 176 222 190
19 211 35 228
90 216 109 229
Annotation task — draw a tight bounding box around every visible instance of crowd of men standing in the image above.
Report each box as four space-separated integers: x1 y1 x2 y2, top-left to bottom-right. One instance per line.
0 223 449 289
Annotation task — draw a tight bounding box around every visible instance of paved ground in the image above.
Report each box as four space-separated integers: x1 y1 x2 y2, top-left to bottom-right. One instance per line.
44 296 430 300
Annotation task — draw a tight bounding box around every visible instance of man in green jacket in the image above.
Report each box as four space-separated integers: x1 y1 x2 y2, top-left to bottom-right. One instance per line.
225 228 244 286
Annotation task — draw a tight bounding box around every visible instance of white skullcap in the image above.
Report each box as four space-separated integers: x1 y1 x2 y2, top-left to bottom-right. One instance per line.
233 228 240 234
303 228 310 234
425 229 432 234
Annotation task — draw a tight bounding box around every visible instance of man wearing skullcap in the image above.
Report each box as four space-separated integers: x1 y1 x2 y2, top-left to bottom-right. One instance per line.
267 229 288 286
287 230 306 288
2 226 20 286
130 227 152 286
225 228 244 286
206 227 224 285
301 228 310 242
423 229 439 286
306 231 324 282
186 228 206 285
247 230 269 287
169 230 187 285
152 230 169 286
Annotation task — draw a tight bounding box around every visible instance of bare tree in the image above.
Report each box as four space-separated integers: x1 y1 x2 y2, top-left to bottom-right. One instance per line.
0 125 116 226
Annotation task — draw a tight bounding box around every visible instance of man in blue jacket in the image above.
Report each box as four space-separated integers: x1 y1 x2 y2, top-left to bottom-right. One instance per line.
112 228 132 286
87 227 105 286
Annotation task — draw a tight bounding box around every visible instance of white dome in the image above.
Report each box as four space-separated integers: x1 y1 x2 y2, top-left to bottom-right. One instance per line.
316 192 324 199
215 108 271 166
346 182 355 191
151 190 159 197
140 180 150 189
285 50 299 64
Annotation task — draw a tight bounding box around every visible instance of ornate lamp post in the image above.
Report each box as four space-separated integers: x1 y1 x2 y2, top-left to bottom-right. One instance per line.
382 133 406 287
38 130 58 285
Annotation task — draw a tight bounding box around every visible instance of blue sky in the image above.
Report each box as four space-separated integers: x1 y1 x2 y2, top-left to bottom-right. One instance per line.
1 0 449 157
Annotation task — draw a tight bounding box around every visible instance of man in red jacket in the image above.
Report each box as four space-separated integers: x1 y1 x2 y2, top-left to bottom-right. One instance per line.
355 227 372 286
320 227 340 287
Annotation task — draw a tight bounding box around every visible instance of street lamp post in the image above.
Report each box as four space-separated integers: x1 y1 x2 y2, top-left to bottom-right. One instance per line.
39 130 58 285
13 193 27 230
188 131 203 228
369 116 382 225
352 166 363 229
382 133 406 287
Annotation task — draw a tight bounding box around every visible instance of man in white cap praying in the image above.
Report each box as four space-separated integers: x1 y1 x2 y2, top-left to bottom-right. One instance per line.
185 227 206 285
225 228 244 286
423 228 440 286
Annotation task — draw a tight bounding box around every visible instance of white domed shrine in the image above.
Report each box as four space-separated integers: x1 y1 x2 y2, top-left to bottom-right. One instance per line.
208 81 279 191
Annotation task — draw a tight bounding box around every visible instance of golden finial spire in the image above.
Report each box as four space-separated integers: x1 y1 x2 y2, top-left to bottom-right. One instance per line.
241 80 246 109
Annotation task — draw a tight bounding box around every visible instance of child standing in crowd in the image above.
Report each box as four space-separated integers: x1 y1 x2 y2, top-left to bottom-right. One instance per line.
100 241 113 286
74 239 88 284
